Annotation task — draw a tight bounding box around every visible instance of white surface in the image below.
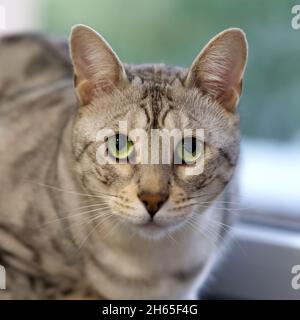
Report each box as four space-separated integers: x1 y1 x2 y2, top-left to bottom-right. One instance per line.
204 222 300 299
240 138 300 216
0 0 39 35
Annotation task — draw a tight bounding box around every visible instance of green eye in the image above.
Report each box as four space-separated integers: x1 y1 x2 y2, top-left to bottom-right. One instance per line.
107 134 134 160
175 137 202 164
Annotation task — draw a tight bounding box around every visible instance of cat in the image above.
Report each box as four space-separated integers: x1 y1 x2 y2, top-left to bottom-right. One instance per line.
0 25 247 299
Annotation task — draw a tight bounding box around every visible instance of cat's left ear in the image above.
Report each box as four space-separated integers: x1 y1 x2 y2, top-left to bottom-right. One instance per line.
70 24 126 105
185 28 248 112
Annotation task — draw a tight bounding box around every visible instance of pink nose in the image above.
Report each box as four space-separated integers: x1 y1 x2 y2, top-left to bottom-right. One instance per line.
138 193 168 217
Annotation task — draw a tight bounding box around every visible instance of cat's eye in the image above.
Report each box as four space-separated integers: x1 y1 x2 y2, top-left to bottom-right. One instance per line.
175 137 203 165
107 134 134 161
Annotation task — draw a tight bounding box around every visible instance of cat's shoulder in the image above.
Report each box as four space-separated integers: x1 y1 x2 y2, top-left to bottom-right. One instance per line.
0 33 72 99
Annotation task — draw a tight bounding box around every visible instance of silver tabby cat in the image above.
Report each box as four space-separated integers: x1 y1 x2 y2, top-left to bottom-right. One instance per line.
0 25 247 299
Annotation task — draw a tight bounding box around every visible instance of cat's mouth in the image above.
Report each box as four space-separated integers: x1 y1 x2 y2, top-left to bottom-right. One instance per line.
111 195 196 239
129 208 192 239
135 218 187 239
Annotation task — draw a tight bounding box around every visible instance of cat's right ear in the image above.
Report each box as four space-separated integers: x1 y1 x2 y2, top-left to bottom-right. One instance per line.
70 25 126 105
185 28 248 113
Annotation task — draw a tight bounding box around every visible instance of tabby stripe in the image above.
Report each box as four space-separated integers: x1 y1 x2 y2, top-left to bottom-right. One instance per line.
218 148 236 167
89 252 202 287
75 141 93 162
161 104 174 126
140 103 150 124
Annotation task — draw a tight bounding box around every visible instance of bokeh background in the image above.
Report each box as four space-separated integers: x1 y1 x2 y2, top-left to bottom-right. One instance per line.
2 0 300 140
40 0 300 141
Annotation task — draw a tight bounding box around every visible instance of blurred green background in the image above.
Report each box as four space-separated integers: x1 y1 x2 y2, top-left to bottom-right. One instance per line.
41 0 300 141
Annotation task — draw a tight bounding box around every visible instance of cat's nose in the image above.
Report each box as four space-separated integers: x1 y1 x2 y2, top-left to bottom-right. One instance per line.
138 192 168 217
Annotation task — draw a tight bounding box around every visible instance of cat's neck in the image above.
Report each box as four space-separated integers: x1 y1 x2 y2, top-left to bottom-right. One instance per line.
82 205 222 299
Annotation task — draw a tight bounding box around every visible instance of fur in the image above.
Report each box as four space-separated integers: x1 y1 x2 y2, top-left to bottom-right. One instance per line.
0 26 247 299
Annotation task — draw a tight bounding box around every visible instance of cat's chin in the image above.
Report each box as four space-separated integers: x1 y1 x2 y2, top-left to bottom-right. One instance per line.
132 220 184 241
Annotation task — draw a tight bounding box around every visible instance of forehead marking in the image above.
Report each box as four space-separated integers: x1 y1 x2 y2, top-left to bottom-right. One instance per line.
161 104 175 127
139 103 150 124
150 84 162 129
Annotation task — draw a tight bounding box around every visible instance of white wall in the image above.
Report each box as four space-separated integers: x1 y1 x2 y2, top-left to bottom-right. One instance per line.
0 0 39 35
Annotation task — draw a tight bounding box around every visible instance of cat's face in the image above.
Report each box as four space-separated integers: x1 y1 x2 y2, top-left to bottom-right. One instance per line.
70 25 247 239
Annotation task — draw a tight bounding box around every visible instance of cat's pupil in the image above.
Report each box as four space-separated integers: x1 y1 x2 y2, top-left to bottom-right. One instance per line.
116 135 120 150
191 138 197 156
115 134 126 151
183 137 197 155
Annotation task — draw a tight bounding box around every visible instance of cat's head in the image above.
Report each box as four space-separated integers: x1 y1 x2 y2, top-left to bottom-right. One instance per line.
69 25 247 239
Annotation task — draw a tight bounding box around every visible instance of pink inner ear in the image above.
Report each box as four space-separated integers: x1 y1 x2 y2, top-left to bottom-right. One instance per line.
75 78 94 105
186 30 247 112
70 26 126 105
198 45 239 94
199 56 243 112
218 86 241 113
189 30 246 80
73 45 97 80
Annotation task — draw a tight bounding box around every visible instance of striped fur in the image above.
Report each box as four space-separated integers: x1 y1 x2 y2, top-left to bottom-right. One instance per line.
0 27 247 299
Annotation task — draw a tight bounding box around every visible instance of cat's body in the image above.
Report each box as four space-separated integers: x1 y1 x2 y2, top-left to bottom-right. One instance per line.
0 27 247 299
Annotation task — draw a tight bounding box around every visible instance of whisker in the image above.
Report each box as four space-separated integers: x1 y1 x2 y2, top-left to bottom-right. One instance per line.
188 192 225 200
185 219 219 249
166 231 180 246
38 205 111 228
193 204 248 212
189 216 247 257
58 210 113 233
57 211 109 230
127 226 138 242
76 213 114 251
24 180 118 199
206 221 247 257
101 217 123 241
